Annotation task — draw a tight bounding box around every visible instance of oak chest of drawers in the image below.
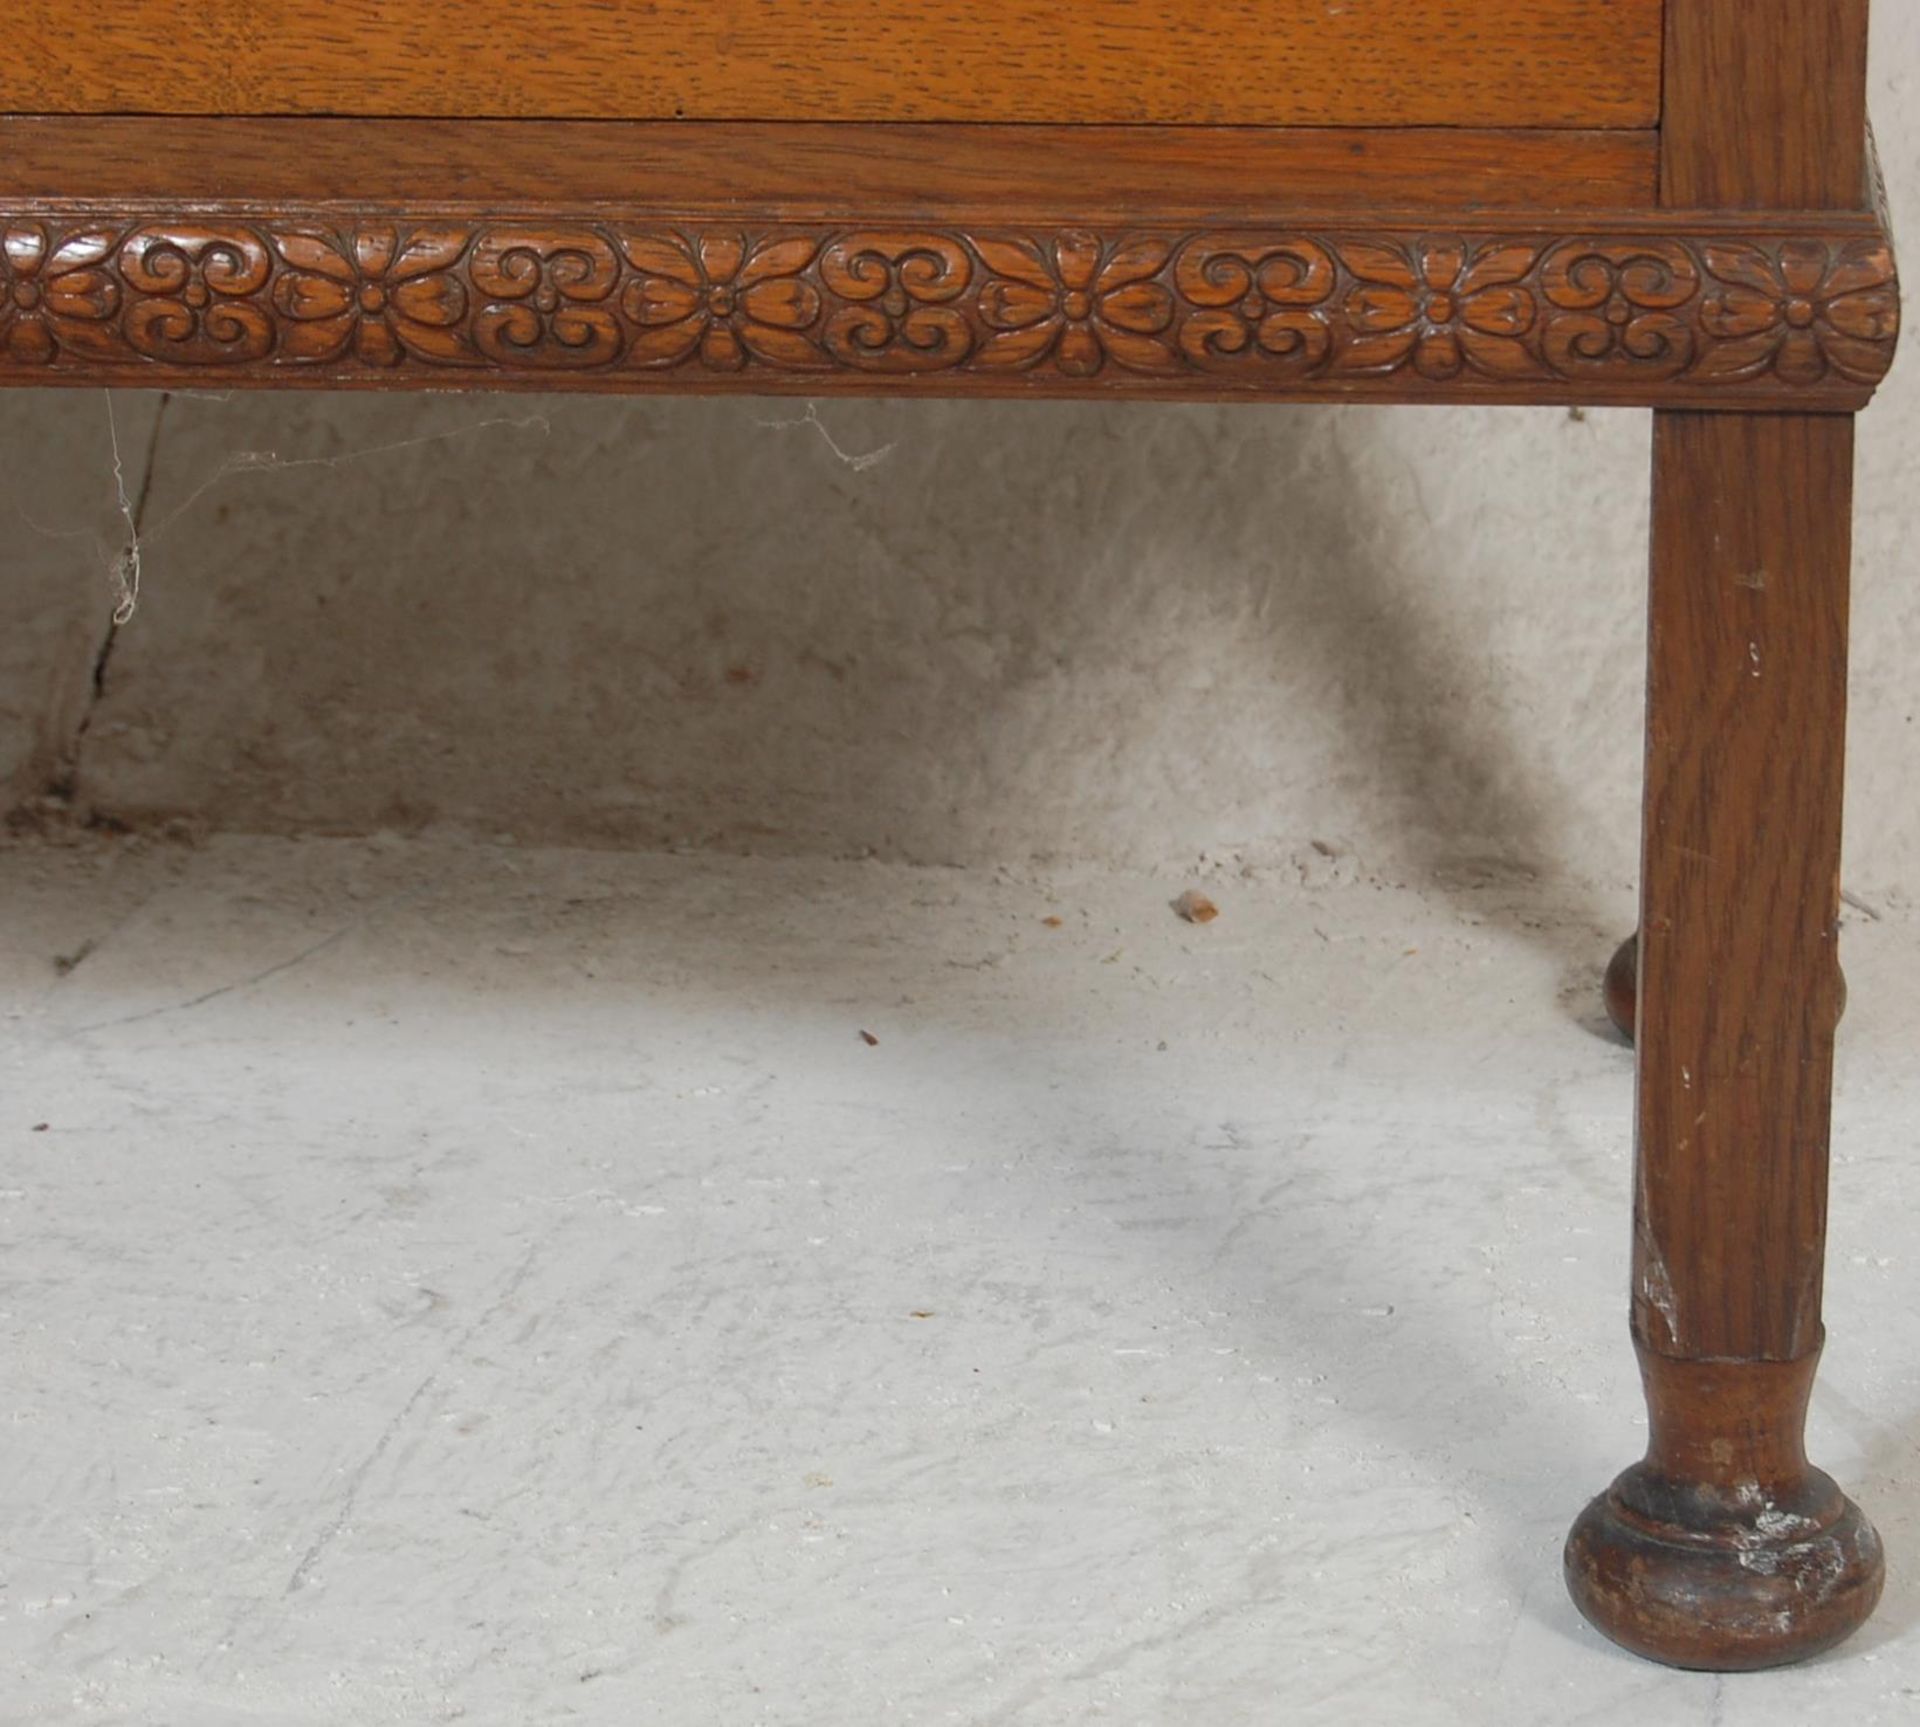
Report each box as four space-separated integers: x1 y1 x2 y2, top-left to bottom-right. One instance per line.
1 0 1900 1674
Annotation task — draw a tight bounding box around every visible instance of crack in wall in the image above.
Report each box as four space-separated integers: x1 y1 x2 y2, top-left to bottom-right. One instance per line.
42 392 172 815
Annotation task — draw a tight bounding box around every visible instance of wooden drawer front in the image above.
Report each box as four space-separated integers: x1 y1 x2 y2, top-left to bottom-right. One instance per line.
7 1 1662 128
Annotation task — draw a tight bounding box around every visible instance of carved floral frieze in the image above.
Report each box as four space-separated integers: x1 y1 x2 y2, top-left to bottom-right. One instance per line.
0 217 1898 400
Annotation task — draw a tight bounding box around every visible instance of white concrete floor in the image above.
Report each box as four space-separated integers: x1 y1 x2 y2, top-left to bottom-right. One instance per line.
1 833 1914 1726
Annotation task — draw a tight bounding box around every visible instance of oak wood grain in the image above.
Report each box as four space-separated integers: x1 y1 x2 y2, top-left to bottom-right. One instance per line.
3 0 1664 128
1633 412 1853 1365
0 118 1661 216
1663 0 1871 207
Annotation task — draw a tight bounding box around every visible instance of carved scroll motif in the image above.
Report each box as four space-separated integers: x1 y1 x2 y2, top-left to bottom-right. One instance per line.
118 226 274 365
819 233 976 372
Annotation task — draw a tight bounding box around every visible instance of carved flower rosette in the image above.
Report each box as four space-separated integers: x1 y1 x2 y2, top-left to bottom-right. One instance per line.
619 231 826 371
973 231 1178 377
1337 238 1543 381
1692 238 1899 387
271 226 474 366
0 225 122 364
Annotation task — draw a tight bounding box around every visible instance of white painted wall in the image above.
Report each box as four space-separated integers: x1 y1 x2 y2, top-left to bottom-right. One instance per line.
4 10 1917 902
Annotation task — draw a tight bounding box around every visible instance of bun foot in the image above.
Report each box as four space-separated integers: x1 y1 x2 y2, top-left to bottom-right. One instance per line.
1565 1351 1884 1670
1603 931 1848 1044
1603 933 1640 1041
1566 1465 1883 1671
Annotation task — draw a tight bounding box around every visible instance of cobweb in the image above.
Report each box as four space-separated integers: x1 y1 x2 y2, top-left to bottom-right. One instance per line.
28 389 896 632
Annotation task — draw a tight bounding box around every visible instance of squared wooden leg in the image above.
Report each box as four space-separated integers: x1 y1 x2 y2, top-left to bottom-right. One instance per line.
1565 411 1883 1669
